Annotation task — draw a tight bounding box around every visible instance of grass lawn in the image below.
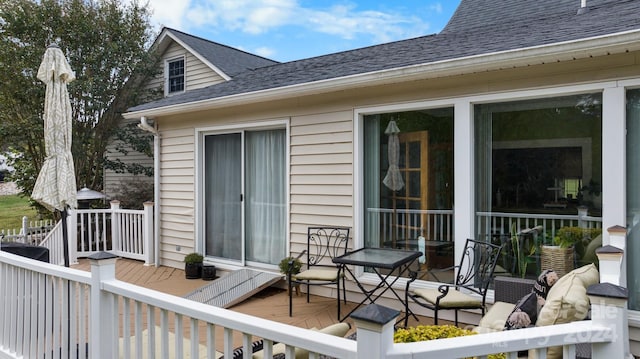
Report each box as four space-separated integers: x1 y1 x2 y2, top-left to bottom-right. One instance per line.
0 194 40 231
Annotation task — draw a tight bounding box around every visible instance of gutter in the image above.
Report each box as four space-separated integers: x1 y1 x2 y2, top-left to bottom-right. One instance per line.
123 29 640 120
137 117 161 267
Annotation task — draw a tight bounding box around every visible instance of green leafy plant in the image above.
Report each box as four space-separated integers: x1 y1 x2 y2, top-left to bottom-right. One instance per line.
553 227 602 258
278 256 302 274
394 325 505 359
510 224 538 278
184 252 203 264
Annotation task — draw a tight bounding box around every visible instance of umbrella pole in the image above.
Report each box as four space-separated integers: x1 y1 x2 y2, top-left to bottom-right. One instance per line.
61 207 72 356
61 208 70 268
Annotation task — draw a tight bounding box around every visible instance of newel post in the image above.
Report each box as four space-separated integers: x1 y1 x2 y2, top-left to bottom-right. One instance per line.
350 304 399 359
606 225 627 287
89 252 118 359
67 208 78 264
143 201 154 266
110 200 120 253
587 283 632 359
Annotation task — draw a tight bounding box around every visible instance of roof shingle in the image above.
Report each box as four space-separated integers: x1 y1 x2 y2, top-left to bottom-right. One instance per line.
129 0 640 113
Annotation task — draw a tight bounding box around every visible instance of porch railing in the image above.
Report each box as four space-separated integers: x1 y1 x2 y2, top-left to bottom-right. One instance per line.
0 217 55 244
476 207 602 240
0 237 630 359
367 208 454 245
33 201 154 266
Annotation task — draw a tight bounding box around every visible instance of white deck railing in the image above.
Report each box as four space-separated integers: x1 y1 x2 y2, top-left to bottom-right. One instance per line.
367 207 602 246
0 233 631 359
476 208 602 240
34 201 154 266
0 217 55 244
367 208 454 243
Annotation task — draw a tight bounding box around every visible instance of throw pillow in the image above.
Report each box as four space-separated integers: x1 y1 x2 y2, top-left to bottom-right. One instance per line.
532 263 599 359
533 269 558 308
504 292 538 330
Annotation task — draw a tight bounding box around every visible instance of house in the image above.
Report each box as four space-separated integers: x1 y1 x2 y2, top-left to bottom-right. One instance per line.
103 28 278 199
123 0 640 354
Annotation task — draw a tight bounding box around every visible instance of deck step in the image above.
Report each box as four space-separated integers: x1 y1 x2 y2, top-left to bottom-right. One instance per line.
184 268 283 308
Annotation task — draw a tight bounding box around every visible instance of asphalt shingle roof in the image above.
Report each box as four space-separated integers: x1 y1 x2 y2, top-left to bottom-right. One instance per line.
129 0 640 113
166 28 279 77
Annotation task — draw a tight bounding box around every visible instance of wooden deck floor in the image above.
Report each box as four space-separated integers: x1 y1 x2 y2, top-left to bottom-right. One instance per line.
72 257 437 335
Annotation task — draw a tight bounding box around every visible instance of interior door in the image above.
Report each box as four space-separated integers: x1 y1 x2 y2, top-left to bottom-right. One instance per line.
389 130 429 239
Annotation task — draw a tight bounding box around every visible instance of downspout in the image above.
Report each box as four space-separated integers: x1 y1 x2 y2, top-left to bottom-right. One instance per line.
138 116 160 267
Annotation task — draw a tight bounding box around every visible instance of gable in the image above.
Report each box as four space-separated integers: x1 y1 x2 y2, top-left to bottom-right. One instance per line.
126 0 640 116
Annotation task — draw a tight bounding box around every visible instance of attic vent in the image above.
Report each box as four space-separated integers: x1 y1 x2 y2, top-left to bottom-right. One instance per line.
577 0 589 14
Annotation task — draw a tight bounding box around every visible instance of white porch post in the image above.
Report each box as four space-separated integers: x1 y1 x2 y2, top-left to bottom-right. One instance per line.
351 304 399 359
89 252 118 359
110 200 120 255
67 208 78 264
588 282 632 359
454 100 474 263
143 201 154 266
607 225 627 287
601 87 626 244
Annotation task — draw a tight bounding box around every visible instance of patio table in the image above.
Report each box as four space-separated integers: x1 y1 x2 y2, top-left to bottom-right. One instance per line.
332 247 422 322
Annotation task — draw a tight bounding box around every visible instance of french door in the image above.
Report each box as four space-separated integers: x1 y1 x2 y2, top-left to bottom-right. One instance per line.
203 128 286 266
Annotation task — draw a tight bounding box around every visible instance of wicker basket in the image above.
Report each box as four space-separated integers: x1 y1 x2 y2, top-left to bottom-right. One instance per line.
541 245 574 277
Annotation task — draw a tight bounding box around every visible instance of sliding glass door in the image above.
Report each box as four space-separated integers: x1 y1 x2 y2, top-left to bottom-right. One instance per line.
204 129 286 266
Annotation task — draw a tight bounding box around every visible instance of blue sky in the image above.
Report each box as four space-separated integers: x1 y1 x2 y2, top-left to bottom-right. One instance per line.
141 0 461 62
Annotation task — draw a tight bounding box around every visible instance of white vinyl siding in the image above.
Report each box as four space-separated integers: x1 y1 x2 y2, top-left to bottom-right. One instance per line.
103 118 154 201
289 111 354 255
158 127 196 268
146 41 227 98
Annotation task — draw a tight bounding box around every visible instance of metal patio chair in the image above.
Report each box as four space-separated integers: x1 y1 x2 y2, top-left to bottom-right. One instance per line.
404 238 504 326
288 227 350 320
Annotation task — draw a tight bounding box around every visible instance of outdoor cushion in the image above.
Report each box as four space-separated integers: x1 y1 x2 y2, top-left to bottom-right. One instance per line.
412 287 481 308
531 263 599 359
251 323 350 359
473 301 516 333
294 268 339 281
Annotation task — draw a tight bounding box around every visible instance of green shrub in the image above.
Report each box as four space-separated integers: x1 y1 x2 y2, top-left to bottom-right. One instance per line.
184 252 203 264
278 256 302 274
394 325 505 359
113 178 154 209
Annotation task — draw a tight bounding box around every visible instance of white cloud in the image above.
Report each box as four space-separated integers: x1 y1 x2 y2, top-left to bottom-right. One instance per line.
144 0 193 29
143 0 429 42
254 46 276 58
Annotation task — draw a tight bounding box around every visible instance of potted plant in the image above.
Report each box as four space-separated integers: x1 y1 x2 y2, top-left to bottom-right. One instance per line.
542 226 602 277
279 256 302 295
184 252 204 279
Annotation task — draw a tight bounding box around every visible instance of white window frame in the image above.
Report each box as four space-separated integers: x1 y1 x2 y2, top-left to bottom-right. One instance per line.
194 119 291 271
353 80 625 298
165 55 186 96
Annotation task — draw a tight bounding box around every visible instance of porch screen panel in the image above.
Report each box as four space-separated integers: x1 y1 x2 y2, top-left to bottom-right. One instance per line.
204 133 242 260
245 129 286 265
626 88 640 310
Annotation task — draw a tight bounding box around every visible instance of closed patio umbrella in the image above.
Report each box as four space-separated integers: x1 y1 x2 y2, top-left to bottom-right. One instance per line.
383 120 404 191
31 44 77 267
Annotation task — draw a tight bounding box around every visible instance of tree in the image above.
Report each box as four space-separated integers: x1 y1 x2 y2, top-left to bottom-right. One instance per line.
0 0 160 206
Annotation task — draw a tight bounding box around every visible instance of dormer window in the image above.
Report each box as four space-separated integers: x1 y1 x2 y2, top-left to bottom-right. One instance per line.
166 57 185 95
